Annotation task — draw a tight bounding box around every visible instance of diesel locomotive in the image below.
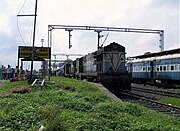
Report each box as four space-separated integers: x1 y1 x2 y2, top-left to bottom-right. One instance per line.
72 42 131 92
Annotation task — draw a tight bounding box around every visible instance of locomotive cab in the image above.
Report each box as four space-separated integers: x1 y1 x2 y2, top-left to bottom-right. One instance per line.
96 42 131 92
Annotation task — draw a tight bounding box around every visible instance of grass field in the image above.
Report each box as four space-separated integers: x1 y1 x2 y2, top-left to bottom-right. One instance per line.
159 97 180 107
0 77 180 130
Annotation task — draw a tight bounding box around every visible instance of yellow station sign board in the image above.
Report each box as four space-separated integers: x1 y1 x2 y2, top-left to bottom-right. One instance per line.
18 46 51 59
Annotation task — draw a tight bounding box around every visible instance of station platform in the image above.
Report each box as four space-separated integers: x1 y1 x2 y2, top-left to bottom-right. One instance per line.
93 83 122 102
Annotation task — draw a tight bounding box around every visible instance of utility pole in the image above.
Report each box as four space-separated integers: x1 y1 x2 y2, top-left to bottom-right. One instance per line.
41 39 44 47
30 0 38 81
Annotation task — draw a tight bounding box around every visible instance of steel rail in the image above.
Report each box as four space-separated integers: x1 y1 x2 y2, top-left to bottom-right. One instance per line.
131 86 180 98
121 92 180 118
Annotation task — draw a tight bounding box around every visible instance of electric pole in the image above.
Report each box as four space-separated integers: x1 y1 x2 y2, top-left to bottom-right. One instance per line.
30 0 38 81
41 39 44 47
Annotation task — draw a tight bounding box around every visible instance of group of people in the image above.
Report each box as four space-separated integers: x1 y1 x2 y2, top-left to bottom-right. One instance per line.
0 65 27 81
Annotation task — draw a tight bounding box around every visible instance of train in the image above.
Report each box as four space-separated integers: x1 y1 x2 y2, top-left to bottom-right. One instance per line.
58 42 131 92
127 48 180 85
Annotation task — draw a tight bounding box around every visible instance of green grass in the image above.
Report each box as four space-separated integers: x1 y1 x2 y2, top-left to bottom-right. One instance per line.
0 77 180 130
0 80 29 93
159 97 180 107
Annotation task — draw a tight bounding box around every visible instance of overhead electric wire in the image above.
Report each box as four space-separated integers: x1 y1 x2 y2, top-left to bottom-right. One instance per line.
18 0 27 14
17 0 27 45
17 0 35 46
17 17 26 45
101 33 109 47
17 0 35 70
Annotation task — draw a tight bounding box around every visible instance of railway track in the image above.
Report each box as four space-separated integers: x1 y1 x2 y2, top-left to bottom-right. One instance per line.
117 92 180 118
94 83 180 118
131 86 180 98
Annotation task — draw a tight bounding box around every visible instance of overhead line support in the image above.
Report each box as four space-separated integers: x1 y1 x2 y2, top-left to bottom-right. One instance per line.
48 25 164 51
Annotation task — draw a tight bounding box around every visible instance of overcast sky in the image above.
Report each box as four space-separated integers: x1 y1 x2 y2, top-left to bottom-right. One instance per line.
0 0 179 69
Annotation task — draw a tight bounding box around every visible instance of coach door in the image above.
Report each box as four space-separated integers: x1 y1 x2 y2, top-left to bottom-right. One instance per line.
150 61 154 78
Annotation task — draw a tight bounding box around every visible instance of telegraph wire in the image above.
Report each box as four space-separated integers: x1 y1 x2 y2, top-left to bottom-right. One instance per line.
17 17 26 45
101 33 109 47
18 0 27 14
17 0 35 70
17 0 27 45
17 0 35 46
29 0 35 46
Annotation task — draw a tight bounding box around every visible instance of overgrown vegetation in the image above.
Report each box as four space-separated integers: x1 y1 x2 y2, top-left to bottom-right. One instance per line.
0 77 179 130
159 97 180 107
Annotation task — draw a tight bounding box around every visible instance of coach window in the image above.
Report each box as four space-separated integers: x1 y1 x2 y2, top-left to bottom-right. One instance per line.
163 66 166 71
171 65 174 71
93 60 96 65
179 65 180 71
160 66 162 72
167 65 170 71
156 66 159 71
148 66 150 71
143 67 145 71
175 65 178 71
134 67 137 72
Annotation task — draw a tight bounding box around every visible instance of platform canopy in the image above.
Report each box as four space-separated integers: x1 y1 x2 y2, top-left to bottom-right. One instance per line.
131 48 180 59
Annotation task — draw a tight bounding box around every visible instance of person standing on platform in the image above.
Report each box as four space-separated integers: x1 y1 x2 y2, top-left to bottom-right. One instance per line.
2 65 6 80
19 66 23 78
7 65 12 80
14 66 19 77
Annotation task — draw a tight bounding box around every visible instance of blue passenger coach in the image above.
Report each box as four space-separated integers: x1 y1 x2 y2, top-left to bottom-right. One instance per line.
128 49 180 84
154 54 180 82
